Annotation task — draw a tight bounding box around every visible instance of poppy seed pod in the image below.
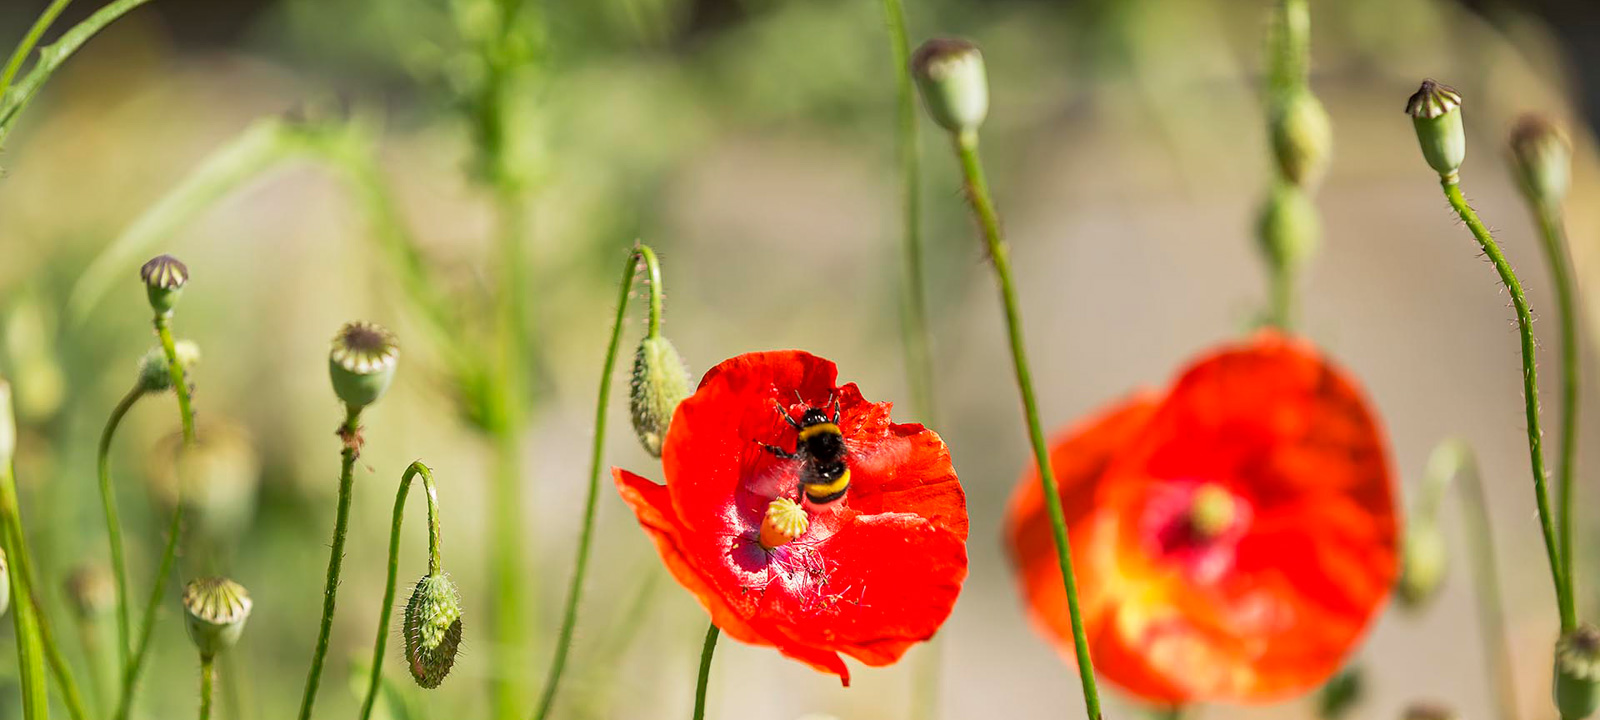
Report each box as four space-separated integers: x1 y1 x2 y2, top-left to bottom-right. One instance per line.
403 574 463 689
1401 702 1458 720
1256 182 1322 273
1271 89 1333 188
912 38 988 136
328 321 399 410
1555 624 1600 719
136 340 201 394
139 255 189 317
629 336 691 457
1395 519 1447 610
1406 80 1466 181
1509 115 1571 207
182 577 252 658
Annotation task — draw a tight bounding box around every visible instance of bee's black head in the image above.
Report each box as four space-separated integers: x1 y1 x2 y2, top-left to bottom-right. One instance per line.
799 407 833 427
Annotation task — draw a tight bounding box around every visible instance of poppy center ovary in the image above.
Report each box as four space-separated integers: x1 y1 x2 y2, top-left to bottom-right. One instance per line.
760 498 809 549
1186 483 1238 540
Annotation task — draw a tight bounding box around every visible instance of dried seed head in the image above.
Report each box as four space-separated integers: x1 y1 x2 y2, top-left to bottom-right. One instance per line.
629 336 691 457
65 563 113 620
328 321 399 410
1556 624 1600 719
1395 519 1447 610
1509 114 1571 207
1270 89 1333 188
182 577 252 658
912 38 989 136
136 340 201 394
759 498 809 549
139 255 189 316
403 574 463 689
1256 182 1321 274
1405 80 1466 181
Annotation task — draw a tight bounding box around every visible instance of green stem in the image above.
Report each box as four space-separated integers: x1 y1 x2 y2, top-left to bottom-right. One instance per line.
97 385 142 669
198 655 214 720
0 0 155 149
297 405 364 720
114 504 181 720
1441 179 1572 631
74 614 108 715
1266 264 1296 332
358 461 442 720
1532 201 1580 607
691 623 719 720
952 130 1103 719
154 316 197 444
1452 444 1520 720
1 463 48 720
13 551 89 720
0 0 73 99
530 245 662 720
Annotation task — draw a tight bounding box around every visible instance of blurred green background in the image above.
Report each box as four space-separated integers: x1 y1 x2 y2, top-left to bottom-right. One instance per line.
2 0 1599 718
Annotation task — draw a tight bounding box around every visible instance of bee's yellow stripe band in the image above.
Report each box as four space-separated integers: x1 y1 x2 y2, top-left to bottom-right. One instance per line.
804 469 850 501
796 423 841 442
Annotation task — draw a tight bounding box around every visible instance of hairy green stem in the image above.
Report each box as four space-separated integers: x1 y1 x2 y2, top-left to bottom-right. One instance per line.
0 0 73 98
297 405 364 720
358 461 442 720
952 129 1103 718
97 385 142 669
1450 444 1519 720
154 316 197 444
0 0 155 149
198 656 214 720
531 245 663 720
1441 179 1571 630
1531 201 1580 605
692 623 719 720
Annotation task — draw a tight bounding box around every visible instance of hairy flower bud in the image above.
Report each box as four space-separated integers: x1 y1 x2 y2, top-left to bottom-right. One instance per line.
1271 89 1333 188
65 564 112 620
629 336 691 457
328 321 399 410
1406 80 1466 181
1396 519 1447 610
136 340 201 394
139 255 189 317
912 38 988 136
182 577 251 658
1556 624 1600 719
1509 115 1571 207
403 574 462 688
1256 182 1321 273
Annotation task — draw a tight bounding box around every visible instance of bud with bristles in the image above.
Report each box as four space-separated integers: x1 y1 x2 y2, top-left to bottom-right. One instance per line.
328 321 399 410
136 340 201 394
139 255 189 317
912 38 988 136
1406 80 1466 181
1256 182 1321 273
629 336 691 457
1271 89 1333 188
1509 115 1571 207
403 574 462 688
1396 519 1447 610
182 577 251 658
1401 702 1457 720
64 564 112 620
1556 624 1600 719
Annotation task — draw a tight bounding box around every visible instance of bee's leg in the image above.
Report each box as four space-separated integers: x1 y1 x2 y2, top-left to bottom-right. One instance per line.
830 395 841 424
760 443 799 459
772 398 803 429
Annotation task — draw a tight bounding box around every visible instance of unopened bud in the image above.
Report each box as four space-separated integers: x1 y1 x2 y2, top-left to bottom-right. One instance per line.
403 574 462 688
629 336 691 457
1317 665 1364 720
1509 115 1571 207
328 321 399 410
1256 182 1321 273
136 340 201 394
139 255 189 317
1396 519 1447 610
1406 80 1466 181
1556 624 1600 719
182 577 251 658
1271 89 1333 188
65 564 113 620
912 38 988 136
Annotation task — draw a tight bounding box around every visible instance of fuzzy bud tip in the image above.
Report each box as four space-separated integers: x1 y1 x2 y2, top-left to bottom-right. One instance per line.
629 336 691 457
912 37 989 136
136 340 201 394
182 577 252 658
328 321 399 410
404 574 463 689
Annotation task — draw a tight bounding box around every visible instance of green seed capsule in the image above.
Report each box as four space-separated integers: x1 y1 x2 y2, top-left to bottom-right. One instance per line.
629 336 691 457
328 321 399 410
1556 624 1600 719
182 577 252 658
1509 114 1571 207
1405 80 1466 181
139 255 189 317
403 574 462 689
912 38 989 136
136 340 201 394
1271 89 1333 188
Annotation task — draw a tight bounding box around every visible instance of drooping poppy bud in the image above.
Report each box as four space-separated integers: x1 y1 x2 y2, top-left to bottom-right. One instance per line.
1395 518 1447 610
1271 89 1333 188
1555 624 1600 719
912 38 988 136
136 340 201 394
403 574 462 689
182 577 252 659
1509 114 1571 207
328 321 399 410
1256 182 1321 273
1406 80 1466 181
629 336 691 457
139 255 189 317
64 564 112 620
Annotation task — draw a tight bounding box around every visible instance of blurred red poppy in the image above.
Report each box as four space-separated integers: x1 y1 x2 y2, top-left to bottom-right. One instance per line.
615 350 968 685
1005 332 1397 703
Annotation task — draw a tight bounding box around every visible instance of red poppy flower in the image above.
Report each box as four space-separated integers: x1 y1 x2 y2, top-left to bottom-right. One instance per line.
615 350 968 685
1005 332 1397 703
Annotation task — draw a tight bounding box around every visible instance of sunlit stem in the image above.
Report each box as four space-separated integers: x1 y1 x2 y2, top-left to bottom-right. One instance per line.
197 656 215 720
97 385 143 669
691 623 720 720
296 404 364 720
358 461 443 720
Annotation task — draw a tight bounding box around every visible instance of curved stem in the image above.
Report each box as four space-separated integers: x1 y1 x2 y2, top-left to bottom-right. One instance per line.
1441 179 1572 631
97 385 143 669
154 315 196 444
1451 444 1520 720
531 244 662 720
198 656 215 720
952 130 1103 719
691 623 719 720
359 461 442 720
0 0 73 99
297 405 364 720
114 504 181 720
1532 201 1580 607
0 0 156 150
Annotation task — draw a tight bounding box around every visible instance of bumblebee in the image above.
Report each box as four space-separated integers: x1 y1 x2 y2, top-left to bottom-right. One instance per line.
762 399 850 505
